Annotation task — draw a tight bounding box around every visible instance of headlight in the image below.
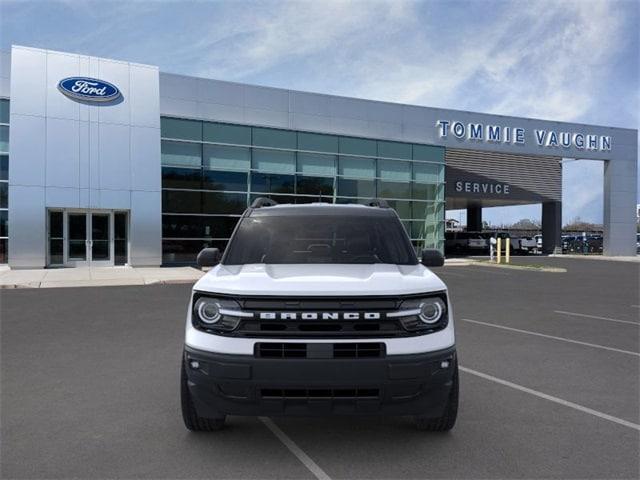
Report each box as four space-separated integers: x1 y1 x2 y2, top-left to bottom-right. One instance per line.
195 298 222 324
390 295 448 332
192 294 249 332
418 298 446 324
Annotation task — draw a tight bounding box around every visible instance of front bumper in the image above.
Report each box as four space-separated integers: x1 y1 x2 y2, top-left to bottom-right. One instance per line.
183 346 456 418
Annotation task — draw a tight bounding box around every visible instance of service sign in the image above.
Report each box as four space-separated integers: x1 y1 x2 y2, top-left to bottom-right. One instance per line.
58 77 121 102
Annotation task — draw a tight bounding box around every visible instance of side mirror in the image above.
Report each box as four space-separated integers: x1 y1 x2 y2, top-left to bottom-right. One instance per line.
197 248 221 267
421 249 445 267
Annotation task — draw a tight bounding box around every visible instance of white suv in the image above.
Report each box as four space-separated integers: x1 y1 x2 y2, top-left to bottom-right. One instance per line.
181 199 458 431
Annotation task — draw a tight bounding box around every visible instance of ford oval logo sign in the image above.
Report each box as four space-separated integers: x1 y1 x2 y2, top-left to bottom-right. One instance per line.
58 77 121 102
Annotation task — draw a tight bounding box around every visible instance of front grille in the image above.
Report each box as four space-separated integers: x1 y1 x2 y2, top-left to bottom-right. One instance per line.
261 388 380 399
240 319 401 337
194 293 448 338
256 342 385 359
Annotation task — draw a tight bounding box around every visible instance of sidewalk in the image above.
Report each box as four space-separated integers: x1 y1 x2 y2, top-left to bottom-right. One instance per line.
0 266 205 289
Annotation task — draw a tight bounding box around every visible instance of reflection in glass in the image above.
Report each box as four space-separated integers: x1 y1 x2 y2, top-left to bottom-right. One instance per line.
296 176 333 196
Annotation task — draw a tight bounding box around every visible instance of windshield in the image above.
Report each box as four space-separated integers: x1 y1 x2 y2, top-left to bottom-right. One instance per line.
222 214 418 265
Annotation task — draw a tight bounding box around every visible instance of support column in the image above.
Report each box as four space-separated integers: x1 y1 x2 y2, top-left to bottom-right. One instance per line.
603 154 637 256
467 205 482 232
542 201 562 254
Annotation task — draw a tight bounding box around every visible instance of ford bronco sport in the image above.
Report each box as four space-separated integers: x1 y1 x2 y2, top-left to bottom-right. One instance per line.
181 198 458 431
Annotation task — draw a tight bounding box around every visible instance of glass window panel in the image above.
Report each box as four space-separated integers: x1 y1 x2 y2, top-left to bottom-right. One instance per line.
0 182 6 208
161 117 201 141
0 99 9 124
335 197 369 206
0 155 7 181
339 137 377 157
337 178 375 198
412 221 430 239
162 167 202 190
252 127 296 149
0 126 8 153
114 213 128 266
48 239 62 265
386 200 412 219
0 210 7 237
162 239 228 265
0 238 6 263
338 156 375 179
297 132 339 153
162 190 202 214
413 183 444 201
251 172 295 194
413 144 445 163
377 160 411 181
297 153 336 176
161 140 201 167
202 192 247 214
162 215 239 239
412 201 430 220
203 145 250 171
252 149 295 174
413 163 443 183
377 180 411 199
202 170 247 191
296 176 333 196
377 140 411 160
297 196 331 204
203 122 251 145
48 211 63 238
249 193 296 205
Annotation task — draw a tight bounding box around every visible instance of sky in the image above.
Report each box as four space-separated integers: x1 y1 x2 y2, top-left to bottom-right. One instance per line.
1 0 638 226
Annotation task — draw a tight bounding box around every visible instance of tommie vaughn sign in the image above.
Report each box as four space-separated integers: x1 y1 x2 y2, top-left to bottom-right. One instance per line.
436 120 612 152
58 77 121 102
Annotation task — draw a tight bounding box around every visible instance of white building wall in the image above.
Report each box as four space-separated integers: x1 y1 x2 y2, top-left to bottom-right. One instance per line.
8 46 161 267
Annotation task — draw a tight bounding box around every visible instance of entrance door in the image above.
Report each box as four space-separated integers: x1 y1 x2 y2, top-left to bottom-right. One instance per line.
49 210 129 267
90 213 112 266
66 212 89 266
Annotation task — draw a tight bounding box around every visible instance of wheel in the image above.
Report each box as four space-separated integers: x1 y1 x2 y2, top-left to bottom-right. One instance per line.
181 362 226 431
414 362 459 432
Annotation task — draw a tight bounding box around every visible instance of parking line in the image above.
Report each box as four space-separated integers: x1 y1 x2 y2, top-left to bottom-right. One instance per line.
260 417 331 480
459 366 640 432
554 310 639 326
461 318 640 357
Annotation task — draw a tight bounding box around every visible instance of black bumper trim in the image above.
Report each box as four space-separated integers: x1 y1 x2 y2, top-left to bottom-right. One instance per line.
183 345 456 417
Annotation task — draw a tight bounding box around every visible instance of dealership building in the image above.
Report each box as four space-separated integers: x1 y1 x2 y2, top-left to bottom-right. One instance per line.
0 45 637 268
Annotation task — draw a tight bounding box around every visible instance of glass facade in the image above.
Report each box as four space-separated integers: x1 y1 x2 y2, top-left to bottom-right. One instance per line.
0 99 8 263
160 117 445 265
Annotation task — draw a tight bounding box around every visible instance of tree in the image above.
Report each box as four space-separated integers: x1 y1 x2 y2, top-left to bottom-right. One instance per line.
509 218 540 230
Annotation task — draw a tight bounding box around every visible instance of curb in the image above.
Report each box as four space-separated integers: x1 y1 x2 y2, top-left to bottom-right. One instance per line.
470 261 566 273
0 278 200 289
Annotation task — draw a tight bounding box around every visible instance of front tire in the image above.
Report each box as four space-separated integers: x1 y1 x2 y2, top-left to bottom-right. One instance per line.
181 363 226 431
414 362 459 432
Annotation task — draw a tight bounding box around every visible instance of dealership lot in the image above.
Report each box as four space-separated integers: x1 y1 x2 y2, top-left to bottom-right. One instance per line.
1 257 638 479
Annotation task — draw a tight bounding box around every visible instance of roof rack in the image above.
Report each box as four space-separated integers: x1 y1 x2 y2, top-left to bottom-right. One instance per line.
365 198 390 208
250 197 278 208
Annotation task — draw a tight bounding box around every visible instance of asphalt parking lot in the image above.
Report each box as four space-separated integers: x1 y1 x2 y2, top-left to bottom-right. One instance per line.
1 257 639 479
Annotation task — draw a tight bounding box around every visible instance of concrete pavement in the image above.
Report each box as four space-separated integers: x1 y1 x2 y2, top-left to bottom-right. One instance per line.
1 257 638 479
0 265 204 289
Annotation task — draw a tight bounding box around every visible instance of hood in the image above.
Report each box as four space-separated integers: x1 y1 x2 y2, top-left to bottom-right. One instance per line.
193 263 447 296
